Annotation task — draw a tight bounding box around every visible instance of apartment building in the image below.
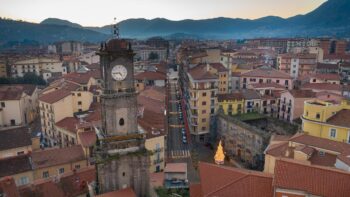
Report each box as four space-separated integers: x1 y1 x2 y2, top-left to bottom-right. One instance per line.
241 66 293 90
0 85 39 128
277 53 317 79
183 63 219 142
279 90 316 123
309 73 341 84
264 133 350 174
11 57 66 81
217 92 244 116
302 99 350 143
137 87 166 173
0 126 40 159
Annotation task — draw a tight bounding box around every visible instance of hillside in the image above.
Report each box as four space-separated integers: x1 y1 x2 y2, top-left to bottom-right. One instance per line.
0 0 349 44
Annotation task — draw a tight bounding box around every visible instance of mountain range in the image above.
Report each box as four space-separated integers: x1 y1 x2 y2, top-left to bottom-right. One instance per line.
0 0 349 45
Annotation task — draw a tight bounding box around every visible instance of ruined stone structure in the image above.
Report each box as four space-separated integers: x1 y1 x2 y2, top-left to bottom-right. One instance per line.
95 37 150 196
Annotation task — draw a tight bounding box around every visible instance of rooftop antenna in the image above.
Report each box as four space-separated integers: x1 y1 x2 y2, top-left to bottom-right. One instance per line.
112 17 120 39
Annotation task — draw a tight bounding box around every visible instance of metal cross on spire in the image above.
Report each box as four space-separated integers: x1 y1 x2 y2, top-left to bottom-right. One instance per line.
112 17 120 39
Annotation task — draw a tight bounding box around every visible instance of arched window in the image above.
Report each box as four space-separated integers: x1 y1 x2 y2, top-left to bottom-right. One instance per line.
119 118 125 126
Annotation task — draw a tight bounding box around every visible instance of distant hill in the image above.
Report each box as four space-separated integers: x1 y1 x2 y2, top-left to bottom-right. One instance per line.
40 18 83 28
0 0 350 44
0 18 108 45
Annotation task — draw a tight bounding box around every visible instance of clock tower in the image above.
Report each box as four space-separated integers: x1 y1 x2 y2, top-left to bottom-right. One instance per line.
95 31 149 196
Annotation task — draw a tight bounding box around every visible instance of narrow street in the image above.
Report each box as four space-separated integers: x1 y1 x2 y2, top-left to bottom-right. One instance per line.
167 80 190 159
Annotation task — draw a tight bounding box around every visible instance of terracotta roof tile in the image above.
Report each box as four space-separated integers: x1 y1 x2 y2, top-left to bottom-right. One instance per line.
218 92 244 102
165 163 187 173
0 126 32 151
316 62 338 70
0 155 32 177
135 71 166 80
78 131 96 148
188 64 218 81
274 159 350 197
55 117 79 134
31 145 85 169
312 73 341 81
19 167 95 197
189 183 202 197
288 89 316 98
39 89 71 104
326 109 350 128
0 177 20 197
197 162 273 197
301 83 342 92
241 66 292 79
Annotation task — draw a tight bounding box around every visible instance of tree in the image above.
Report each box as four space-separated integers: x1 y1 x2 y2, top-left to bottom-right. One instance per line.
0 72 46 85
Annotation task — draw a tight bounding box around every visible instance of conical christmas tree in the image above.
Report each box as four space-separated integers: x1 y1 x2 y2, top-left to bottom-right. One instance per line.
214 140 225 165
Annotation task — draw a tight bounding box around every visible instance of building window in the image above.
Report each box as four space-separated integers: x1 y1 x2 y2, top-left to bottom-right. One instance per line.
330 128 337 138
316 113 320 119
119 118 125 126
202 118 206 122
77 93 81 97
75 164 80 169
0 102 5 108
10 119 15 126
78 101 82 105
58 168 64 174
122 172 126 177
202 110 206 114
202 92 206 97
43 171 49 178
202 101 206 106
19 176 29 186
202 127 206 131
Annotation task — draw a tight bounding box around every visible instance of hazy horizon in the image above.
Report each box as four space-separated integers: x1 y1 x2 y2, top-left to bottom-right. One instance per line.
0 0 326 26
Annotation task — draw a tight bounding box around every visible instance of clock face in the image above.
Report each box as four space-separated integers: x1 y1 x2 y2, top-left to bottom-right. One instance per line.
111 65 127 81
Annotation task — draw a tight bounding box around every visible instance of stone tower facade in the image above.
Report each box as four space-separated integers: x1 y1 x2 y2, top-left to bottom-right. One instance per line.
95 38 150 197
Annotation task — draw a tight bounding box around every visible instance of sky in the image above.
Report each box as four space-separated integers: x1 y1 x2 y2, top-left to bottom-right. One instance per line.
0 0 326 27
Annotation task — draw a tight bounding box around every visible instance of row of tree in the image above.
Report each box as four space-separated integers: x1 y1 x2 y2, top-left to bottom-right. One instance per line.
0 73 46 85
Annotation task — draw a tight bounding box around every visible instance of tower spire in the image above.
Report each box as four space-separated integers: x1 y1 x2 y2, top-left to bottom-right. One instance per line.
112 17 119 39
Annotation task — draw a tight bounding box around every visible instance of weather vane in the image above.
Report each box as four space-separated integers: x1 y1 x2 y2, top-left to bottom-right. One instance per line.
113 17 119 39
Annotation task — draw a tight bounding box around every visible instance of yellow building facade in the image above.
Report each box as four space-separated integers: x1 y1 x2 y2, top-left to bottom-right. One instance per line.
302 99 350 143
218 93 244 116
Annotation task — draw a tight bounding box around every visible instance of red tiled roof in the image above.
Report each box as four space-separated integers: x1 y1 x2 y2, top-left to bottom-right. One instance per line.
0 155 32 177
96 188 136 197
288 89 316 98
274 159 350 197
0 85 36 100
20 167 95 197
62 70 100 85
197 162 273 197
45 80 81 93
55 117 79 134
39 89 71 104
189 183 202 197
326 109 350 128
316 62 338 70
0 177 20 197
31 145 85 169
301 83 342 92
135 71 166 80
78 131 96 148
206 63 228 72
217 92 244 102
165 163 187 173
241 66 292 79
311 73 341 81
188 64 218 81
0 126 32 151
